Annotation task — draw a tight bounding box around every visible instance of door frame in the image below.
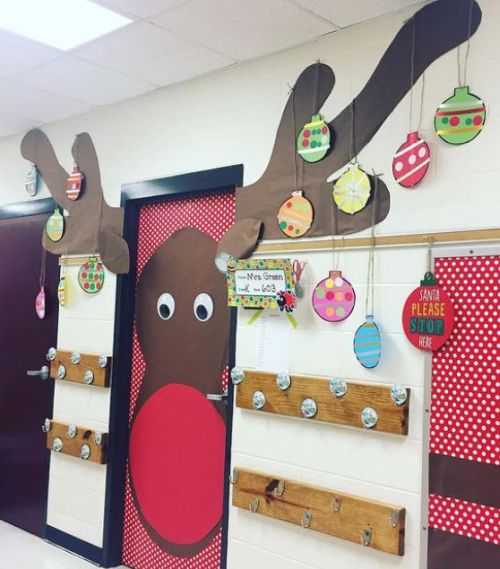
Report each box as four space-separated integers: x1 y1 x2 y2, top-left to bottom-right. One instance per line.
103 165 243 568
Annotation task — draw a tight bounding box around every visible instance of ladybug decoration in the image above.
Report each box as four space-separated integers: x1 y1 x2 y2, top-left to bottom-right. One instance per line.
277 190 314 238
392 131 430 188
333 163 371 215
78 256 105 294
297 113 331 163
45 208 64 242
25 164 39 197
276 289 297 313
65 164 85 201
312 270 356 322
402 271 455 351
434 86 486 145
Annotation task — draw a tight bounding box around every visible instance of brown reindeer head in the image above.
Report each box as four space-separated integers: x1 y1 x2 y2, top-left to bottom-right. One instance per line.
231 0 482 245
20 129 129 274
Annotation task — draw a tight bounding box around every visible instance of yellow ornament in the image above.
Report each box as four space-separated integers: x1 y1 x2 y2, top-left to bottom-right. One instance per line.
277 191 314 238
332 164 371 215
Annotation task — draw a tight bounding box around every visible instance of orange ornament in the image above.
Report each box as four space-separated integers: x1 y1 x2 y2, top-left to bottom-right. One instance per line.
277 191 314 238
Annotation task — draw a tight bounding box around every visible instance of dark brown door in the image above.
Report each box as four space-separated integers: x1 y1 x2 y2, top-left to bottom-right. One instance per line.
0 211 59 536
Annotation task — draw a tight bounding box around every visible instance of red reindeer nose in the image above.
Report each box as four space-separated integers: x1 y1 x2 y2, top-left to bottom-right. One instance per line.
129 383 226 545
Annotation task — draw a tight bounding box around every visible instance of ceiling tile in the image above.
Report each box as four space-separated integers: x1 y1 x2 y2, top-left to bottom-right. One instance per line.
154 0 335 61
16 56 157 106
95 0 189 19
0 79 94 122
293 0 420 28
0 113 41 138
75 22 234 86
0 29 62 79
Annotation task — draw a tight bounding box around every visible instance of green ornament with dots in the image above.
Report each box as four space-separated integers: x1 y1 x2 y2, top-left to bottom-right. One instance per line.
434 86 486 145
297 113 331 162
78 256 105 294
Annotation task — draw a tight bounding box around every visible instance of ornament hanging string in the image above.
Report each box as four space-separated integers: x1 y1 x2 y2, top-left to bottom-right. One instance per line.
349 100 357 163
39 247 47 290
427 236 434 273
365 173 379 317
91 193 105 257
289 86 304 193
457 0 474 87
408 16 426 133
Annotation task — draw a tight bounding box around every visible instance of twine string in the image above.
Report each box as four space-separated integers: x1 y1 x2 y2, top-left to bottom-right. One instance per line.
457 0 474 87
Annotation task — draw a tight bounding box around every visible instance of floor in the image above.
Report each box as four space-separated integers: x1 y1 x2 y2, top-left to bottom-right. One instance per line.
0 521 127 569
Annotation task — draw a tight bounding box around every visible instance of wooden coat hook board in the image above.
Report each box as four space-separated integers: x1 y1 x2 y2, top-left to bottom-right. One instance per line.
43 419 108 464
47 348 111 388
232 468 405 556
232 369 410 435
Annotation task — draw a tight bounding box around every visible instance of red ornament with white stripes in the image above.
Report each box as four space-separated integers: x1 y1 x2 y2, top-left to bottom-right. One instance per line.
392 131 430 188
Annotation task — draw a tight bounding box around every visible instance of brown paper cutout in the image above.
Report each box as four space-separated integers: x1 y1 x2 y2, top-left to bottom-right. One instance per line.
131 227 231 556
216 218 262 260
20 129 129 274
235 0 482 241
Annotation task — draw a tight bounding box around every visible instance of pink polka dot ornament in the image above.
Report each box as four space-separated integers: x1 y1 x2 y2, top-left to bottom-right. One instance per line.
312 270 356 322
392 131 430 188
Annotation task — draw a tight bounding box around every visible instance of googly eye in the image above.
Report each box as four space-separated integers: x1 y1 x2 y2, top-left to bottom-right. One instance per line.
157 293 175 320
193 293 214 322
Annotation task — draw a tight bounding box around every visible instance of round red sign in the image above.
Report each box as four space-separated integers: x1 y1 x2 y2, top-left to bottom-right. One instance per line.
402 272 455 351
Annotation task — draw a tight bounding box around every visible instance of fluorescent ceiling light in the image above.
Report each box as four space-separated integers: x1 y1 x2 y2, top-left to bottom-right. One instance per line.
0 0 131 50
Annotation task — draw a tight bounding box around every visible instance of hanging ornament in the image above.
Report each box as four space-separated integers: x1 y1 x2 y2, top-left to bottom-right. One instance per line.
354 316 381 369
333 163 371 215
297 113 330 163
25 164 39 197
277 191 314 238
35 287 46 319
78 256 105 294
434 86 486 145
312 270 356 322
58 274 68 306
46 208 64 242
392 132 430 188
65 164 85 201
402 271 455 351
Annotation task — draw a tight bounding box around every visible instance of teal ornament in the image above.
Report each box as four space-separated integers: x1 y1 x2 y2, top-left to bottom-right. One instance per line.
353 315 381 369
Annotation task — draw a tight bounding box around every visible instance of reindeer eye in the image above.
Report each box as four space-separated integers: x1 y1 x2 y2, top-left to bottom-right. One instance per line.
193 293 213 322
157 293 175 320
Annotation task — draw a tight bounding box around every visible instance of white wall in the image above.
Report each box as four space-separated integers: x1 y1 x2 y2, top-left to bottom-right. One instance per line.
0 0 497 564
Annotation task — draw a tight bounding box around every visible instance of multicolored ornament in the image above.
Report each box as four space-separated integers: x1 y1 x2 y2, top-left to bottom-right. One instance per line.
66 164 85 201
58 275 67 306
78 256 105 294
333 163 371 215
45 208 64 242
277 191 314 238
312 270 356 322
354 316 381 368
25 164 39 197
297 113 330 163
402 271 455 351
392 131 430 188
434 86 486 145
35 287 46 319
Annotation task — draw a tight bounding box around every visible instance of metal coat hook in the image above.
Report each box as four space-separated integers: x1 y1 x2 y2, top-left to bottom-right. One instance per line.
332 495 342 513
249 496 259 513
361 527 372 546
230 469 239 485
276 480 286 497
301 510 312 528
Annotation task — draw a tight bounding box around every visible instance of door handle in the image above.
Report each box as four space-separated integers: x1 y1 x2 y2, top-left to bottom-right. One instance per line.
206 389 228 402
26 366 49 381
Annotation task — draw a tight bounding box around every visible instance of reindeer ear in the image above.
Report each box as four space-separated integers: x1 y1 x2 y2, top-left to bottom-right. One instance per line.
215 218 262 272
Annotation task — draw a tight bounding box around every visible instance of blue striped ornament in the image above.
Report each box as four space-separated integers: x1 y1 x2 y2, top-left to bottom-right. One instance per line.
353 315 381 369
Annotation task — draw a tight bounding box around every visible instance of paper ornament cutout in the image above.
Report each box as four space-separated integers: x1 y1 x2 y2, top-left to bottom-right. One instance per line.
354 316 381 368
25 164 39 197
434 86 486 145
392 131 430 188
35 287 45 319
312 270 356 322
45 208 64 242
58 276 67 306
402 271 455 351
297 113 330 162
276 289 297 313
78 256 105 294
333 164 371 215
65 164 84 201
277 191 314 238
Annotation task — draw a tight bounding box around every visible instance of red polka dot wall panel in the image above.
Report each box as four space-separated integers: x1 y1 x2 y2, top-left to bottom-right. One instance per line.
427 255 500 569
122 192 235 569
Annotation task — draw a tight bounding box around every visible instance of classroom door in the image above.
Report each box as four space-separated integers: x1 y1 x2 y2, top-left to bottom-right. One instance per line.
0 211 59 536
122 191 235 568
427 253 500 568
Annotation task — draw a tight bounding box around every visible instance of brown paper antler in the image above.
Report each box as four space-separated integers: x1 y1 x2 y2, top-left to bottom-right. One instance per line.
21 129 129 274
235 0 482 241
